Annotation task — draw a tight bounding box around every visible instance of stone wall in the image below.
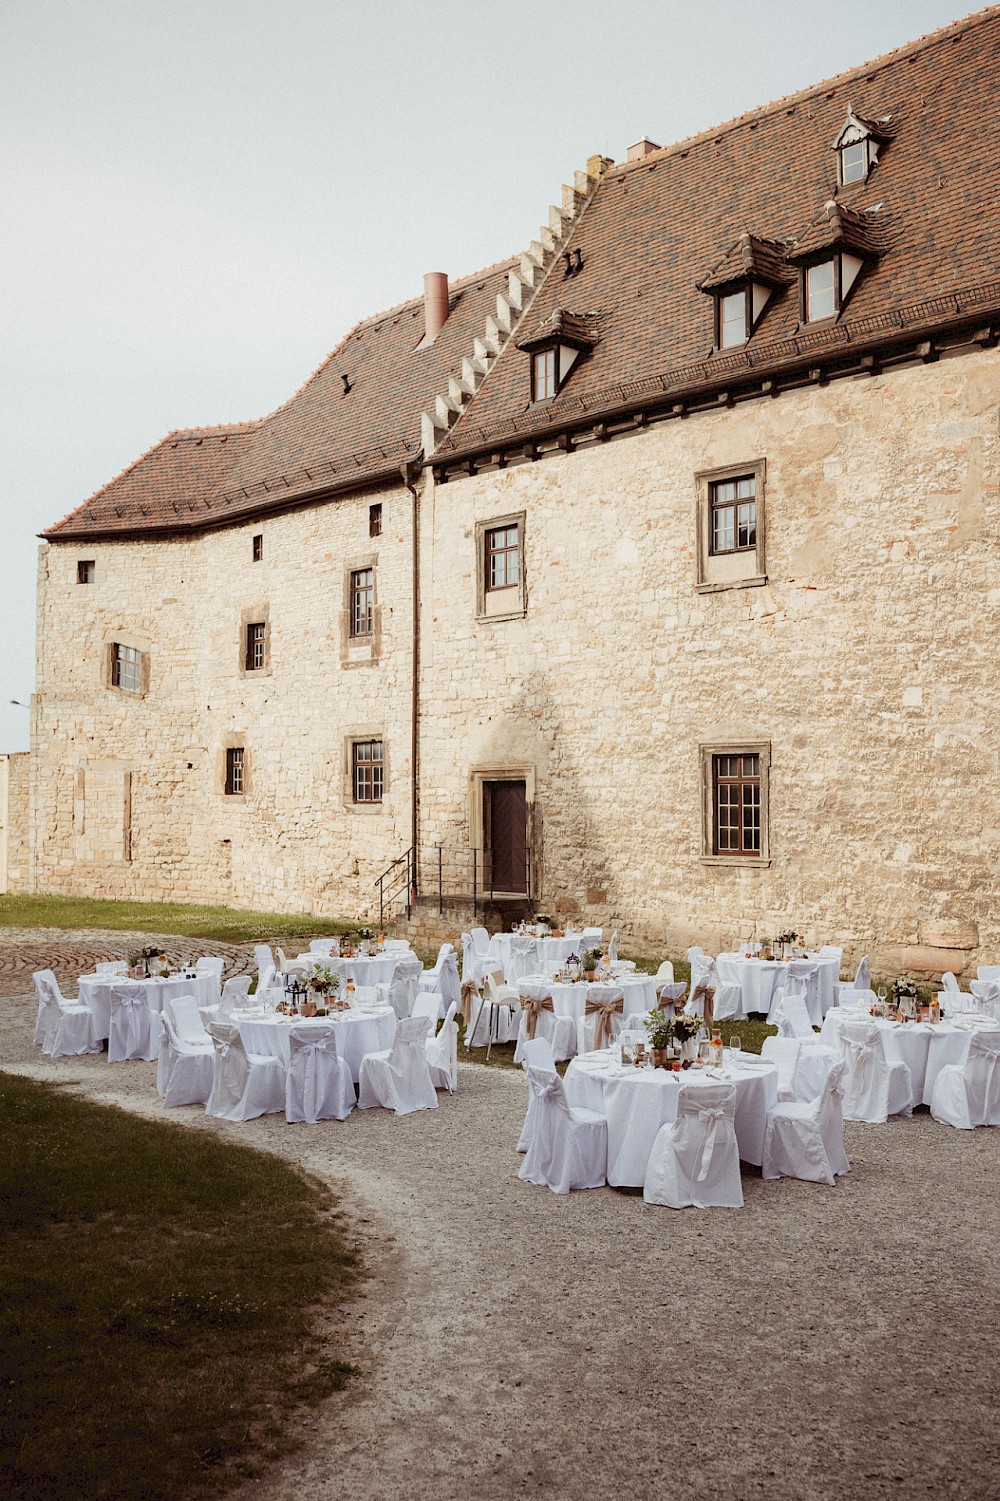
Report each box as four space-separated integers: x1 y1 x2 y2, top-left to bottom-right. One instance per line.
1 752 31 893
417 347 1000 977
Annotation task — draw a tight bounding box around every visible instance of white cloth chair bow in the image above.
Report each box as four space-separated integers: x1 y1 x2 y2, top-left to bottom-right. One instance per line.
219 976 252 1015
157 1009 213 1107
929 1030 1000 1129
205 1022 286 1121
516 1037 557 1153
517 1065 607 1194
762 1060 851 1185
426 1001 459 1093
108 983 160 1063
837 1019 912 1122
285 1023 355 1123
417 944 460 1015
643 1085 743 1209
32 970 99 1058
358 1015 438 1116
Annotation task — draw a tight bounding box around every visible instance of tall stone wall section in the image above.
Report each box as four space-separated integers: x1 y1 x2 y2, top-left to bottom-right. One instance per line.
417 349 1000 976
32 484 414 919
1 752 31 893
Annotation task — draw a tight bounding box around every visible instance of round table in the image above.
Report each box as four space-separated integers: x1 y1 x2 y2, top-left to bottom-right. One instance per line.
563 1052 778 1185
820 1006 991 1108
295 952 414 987
234 1006 395 1083
518 973 657 1028
490 933 589 980
78 971 218 1041
717 953 840 1019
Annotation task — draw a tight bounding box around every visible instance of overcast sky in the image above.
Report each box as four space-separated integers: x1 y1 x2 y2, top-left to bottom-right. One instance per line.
0 0 979 753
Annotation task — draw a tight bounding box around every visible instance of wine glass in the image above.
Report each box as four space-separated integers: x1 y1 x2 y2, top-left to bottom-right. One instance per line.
697 1039 712 1066
729 1035 742 1065
876 987 887 1017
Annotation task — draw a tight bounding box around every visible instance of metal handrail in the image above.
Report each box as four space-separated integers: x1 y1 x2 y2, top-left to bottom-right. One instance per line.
376 841 535 925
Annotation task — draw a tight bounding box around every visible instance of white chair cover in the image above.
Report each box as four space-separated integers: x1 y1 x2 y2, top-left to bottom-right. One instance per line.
853 956 871 992
417 944 460 1014
166 994 211 1045
517 1065 607 1194
461 933 491 988
762 1060 851 1185
837 1019 912 1122
575 983 625 1055
358 1015 438 1116
770 961 821 1027
969 980 1000 1020
285 1023 355 1123
643 1084 743 1209
470 926 490 953
254 962 278 1008
254 944 275 976
32 970 99 1058
657 981 688 1015
652 960 675 988
929 1030 1000 1129
580 927 602 948
219 976 252 1016
377 959 420 1020
309 938 339 956
761 1035 838 1103
607 931 619 962
941 971 961 993
516 1036 557 1152
205 1022 286 1121
772 993 815 1039
196 956 226 994
157 1010 214 1107
976 964 1000 983
513 980 576 1063
426 1001 459 1093
108 983 159 1063
32 968 62 1049
96 960 128 978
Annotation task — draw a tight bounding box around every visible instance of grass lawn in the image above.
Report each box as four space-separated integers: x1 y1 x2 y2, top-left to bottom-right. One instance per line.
0 1074 360 1501
0 894 353 944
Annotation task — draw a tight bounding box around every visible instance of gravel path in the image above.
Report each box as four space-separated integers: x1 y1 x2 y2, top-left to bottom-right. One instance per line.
2 945 998 1501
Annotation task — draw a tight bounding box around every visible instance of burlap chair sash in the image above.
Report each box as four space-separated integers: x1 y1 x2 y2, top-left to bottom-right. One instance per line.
584 994 624 1050
521 993 555 1041
459 979 480 1030
691 983 716 1034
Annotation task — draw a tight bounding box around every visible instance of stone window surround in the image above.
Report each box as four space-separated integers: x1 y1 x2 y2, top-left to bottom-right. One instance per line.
475 511 527 622
77 559 95 584
341 553 381 667
220 740 249 798
239 603 271 678
695 458 767 594
104 638 151 698
342 728 387 812
467 763 536 867
698 740 771 868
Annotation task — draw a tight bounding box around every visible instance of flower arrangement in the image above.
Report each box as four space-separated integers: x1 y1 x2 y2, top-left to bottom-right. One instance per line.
775 930 800 948
127 945 165 975
892 977 918 1005
643 1008 675 1051
309 964 341 997
671 1011 702 1044
582 947 602 975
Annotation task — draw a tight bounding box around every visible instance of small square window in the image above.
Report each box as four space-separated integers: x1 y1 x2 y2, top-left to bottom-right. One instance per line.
710 475 756 555
77 560 95 584
719 291 747 349
245 621 266 671
225 747 244 795
533 348 557 401
350 568 374 638
112 643 142 694
252 534 263 562
369 504 382 538
486 524 521 591
805 259 837 322
352 740 383 803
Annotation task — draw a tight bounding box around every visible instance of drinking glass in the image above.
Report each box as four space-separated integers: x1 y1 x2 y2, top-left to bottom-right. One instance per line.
697 1039 711 1066
621 1034 635 1067
729 1035 741 1063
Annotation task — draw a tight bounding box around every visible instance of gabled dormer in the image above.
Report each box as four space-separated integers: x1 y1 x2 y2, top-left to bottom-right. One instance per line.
697 234 790 350
833 106 890 187
515 309 598 403
787 201 882 324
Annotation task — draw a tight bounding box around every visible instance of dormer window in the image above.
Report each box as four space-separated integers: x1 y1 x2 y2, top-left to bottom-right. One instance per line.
802 251 865 323
533 348 558 401
697 235 790 352
833 107 887 187
788 202 879 325
516 309 597 404
839 139 869 185
719 292 746 349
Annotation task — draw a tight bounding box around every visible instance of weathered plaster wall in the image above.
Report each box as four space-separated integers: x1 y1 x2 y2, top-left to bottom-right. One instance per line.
418 348 1000 975
1 752 31 893
31 486 414 918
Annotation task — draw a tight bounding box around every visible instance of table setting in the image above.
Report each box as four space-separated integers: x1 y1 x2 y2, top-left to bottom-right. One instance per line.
78 967 218 1041
820 1000 998 1107
229 1002 396 1083
716 950 840 1018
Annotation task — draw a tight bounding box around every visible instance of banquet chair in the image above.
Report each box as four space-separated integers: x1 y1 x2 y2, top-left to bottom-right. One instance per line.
580 927 603 948
167 994 212 1046
643 1084 743 1210
607 931 619 962
771 993 815 1040
770 961 821 1027
461 932 491 989
308 938 340 957
760 1036 802 1103
426 1000 460 1093
852 956 871 993
706 958 744 1021
762 1060 851 1185
358 1015 438 1117
929 1030 1000 1129
205 1022 286 1121
686 958 742 1022
969 980 1000 1020
467 970 522 1057
576 983 625 1055
506 934 538 985
196 956 226 994
417 944 460 1014
32 970 100 1058
157 1009 214 1108
470 925 491 955
275 946 311 980
652 960 675 989
95 960 128 979
219 976 253 1015
517 1065 607 1194
761 1034 839 1103
836 1019 912 1122
254 944 275 978
285 1023 355 1124
377 960 419 1020
513 980 575 1064
976 964 1000 983
108 983 160 1063
516 1036 558 1153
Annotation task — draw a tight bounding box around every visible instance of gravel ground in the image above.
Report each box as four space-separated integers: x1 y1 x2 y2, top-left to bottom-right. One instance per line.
2 947 998 1501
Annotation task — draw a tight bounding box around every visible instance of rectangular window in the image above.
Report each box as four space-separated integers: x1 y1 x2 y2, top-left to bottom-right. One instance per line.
806 259 837 321
225 747 244 795
486 523 521 592
710 475 756 555
839 140 867 185
713 753 761 856
369 503 382 538
77 560 95 584
245 621 266 671
533 348 557 401
352 740 383 803
252 534 263 562
719 290 747 349
350 568 374 637
111 644 142 694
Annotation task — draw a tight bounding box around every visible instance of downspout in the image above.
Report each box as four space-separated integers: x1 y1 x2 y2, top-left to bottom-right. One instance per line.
401 460 421 907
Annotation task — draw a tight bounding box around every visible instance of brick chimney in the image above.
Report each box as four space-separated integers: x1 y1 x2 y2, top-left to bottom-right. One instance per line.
627 138 661 161
423 272 450 343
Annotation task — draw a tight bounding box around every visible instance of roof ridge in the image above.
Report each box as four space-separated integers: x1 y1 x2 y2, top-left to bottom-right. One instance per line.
611 4 1000 176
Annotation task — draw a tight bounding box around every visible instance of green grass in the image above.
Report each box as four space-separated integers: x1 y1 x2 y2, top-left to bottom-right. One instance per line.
0 1074 360 1501
0 894 354 944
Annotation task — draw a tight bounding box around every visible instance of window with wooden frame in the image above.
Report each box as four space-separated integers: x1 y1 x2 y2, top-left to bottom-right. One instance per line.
805 258 837 321
245 621 266 671
252 534 263 562
111 643 142 694
352 740 383 804
486 523 521 593
77 560 95 584
710 474 757 555
532 347 558 402
369 503 382 538
717 289 748 349
699 742 770 865
838 138 870 185
696 460 766 593
350 567 374 638
225 747 244 796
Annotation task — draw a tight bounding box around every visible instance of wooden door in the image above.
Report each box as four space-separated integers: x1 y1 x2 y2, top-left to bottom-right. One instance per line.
484 780 527 893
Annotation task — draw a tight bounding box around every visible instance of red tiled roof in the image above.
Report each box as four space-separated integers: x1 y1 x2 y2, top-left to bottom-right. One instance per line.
434 6 1000 461
44 260 518 539
696 234 792 294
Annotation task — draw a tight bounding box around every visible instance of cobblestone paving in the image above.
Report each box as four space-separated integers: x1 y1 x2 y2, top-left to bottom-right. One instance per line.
0 930 261 999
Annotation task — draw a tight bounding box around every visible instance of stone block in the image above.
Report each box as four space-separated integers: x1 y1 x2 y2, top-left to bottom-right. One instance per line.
917 919 978 950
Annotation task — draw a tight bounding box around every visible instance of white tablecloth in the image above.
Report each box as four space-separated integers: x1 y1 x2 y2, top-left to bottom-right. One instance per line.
820 1007 989 1107
295 952 411 987
519 973 657 1027
717 953 840 1018
490 933 589 979
234 1006 395 1083
563 1052 778 1185
78 971 218 1041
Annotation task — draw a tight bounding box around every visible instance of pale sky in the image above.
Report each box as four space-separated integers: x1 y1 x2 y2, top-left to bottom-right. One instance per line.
0 0 979 753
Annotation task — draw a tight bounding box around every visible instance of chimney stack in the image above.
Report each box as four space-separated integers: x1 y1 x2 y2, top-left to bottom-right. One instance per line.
423 272 450 343
627 138 661 162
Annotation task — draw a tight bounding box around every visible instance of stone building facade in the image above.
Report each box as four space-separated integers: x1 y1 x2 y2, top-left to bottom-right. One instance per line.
28 10 1000 974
